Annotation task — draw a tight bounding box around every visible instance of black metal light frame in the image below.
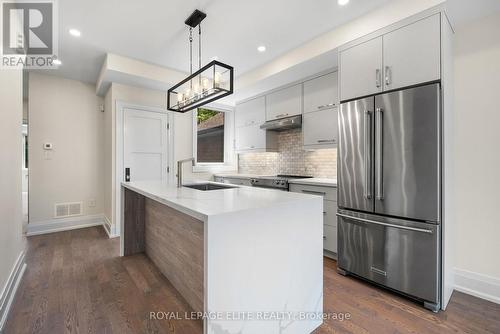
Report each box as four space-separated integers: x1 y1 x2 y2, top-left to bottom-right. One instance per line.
167 9 234 113
167 60 234 113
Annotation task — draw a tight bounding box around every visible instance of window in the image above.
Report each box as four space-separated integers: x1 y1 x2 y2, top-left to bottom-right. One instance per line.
193 106 236 172
195 108 225 163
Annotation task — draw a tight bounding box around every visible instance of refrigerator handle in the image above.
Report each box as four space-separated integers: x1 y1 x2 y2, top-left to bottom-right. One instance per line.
376 108 384 200
364 110 372 199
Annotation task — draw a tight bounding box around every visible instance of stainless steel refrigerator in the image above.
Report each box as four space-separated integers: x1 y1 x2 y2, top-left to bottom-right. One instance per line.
337 82 441 312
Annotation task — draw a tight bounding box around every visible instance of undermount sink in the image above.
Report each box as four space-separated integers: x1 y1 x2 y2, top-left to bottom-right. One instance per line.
183 183 237 191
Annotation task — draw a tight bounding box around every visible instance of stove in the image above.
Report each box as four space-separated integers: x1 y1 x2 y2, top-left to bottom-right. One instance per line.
250 174 313 191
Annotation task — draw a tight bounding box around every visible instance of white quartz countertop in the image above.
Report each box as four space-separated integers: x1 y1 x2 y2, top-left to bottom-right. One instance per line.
122 180 321 221
288 178 338 187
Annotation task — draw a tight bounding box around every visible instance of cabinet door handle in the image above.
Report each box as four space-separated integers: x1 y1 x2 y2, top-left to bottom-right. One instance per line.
317 103 335 110
376 69 381 88
385 66 391 86
301 190 326 196
317 139 336 143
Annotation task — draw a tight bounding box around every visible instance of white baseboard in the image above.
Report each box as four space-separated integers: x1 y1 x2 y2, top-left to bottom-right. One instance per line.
102 215 119 239
0 251 27 332
27 214 104 236
455 268 500 305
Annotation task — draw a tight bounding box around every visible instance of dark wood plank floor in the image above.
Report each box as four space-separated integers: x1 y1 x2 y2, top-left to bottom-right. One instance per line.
4 227 500 334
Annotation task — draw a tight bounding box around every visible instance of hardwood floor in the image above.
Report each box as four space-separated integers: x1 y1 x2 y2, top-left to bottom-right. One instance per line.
4 227 500 334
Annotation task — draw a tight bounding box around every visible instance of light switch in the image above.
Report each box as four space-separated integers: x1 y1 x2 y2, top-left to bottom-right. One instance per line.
43 143 53 150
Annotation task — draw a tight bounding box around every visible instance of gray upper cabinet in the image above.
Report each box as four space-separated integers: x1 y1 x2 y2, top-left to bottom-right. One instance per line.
339 13 441 102
303 72 338 113
339 37 383 102
303 107 338 148
235 96 266 128
235 96 278 152
383 14 441 91
266 84 302 121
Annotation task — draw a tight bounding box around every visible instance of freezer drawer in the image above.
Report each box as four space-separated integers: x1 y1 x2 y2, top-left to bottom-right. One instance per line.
337 210 440 304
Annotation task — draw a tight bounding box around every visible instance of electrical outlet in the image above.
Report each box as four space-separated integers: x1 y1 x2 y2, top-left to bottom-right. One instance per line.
88 199 96 208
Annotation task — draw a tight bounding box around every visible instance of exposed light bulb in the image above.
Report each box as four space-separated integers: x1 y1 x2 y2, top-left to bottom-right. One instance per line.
257 45 266 52
214 72 222 88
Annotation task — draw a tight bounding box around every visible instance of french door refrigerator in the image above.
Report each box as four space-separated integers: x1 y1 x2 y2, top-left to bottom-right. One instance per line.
337 82 441 311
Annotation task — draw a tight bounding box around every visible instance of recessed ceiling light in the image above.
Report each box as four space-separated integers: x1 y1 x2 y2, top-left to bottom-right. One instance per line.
257 45 266 53
53 59 62 65
69 29 81 37
338 0 349 5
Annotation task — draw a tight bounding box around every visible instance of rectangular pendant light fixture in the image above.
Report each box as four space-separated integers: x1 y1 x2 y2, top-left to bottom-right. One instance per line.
167 10 234 113
167 60 233 113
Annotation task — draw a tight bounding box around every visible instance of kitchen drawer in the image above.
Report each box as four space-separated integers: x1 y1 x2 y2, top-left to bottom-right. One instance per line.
222 177 251 186
323 201 337 227
323 224 337 253
337 211 440 303
289 184 337 202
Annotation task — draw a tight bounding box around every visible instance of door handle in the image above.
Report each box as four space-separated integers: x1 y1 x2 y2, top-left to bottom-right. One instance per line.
301 190 326 196
125 168 131 182
375 108 384 200
364 110 372 199
336 213 434 234
385 66 391 86
317 139 336 143
376 69 381 88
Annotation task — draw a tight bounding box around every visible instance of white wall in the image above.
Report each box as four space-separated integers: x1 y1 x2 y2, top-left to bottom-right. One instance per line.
454 12 500 299
0 69 26 314
103 83 209 232
28 73 105 223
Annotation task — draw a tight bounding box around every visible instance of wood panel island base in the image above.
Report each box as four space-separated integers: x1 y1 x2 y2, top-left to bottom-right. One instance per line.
121 181 324 334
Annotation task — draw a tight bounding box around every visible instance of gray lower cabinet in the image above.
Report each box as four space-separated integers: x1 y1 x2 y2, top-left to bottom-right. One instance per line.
289 183 338 256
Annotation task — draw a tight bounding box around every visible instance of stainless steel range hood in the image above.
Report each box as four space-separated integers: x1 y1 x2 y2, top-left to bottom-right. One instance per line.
260 115 302 131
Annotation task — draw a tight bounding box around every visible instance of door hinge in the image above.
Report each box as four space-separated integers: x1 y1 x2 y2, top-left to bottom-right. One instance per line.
167 166 170 173
167 123 170 130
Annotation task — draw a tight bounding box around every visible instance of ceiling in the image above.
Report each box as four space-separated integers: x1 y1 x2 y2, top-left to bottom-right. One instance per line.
42 0 393 84
31 0 500 91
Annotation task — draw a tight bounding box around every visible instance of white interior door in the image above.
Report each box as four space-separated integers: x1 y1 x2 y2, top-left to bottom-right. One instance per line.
123 108 169 182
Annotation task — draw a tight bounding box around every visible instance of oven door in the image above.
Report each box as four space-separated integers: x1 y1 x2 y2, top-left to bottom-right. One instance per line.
337 209 440 304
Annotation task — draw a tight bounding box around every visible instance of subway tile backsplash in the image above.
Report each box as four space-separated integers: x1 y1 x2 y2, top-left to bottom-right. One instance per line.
238 128 337 178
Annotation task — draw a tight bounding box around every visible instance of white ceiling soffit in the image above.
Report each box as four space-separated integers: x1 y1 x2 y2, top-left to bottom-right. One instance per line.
95 53 186 96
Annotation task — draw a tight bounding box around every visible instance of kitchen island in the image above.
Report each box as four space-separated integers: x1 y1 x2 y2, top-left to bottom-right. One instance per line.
121 180 324 334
